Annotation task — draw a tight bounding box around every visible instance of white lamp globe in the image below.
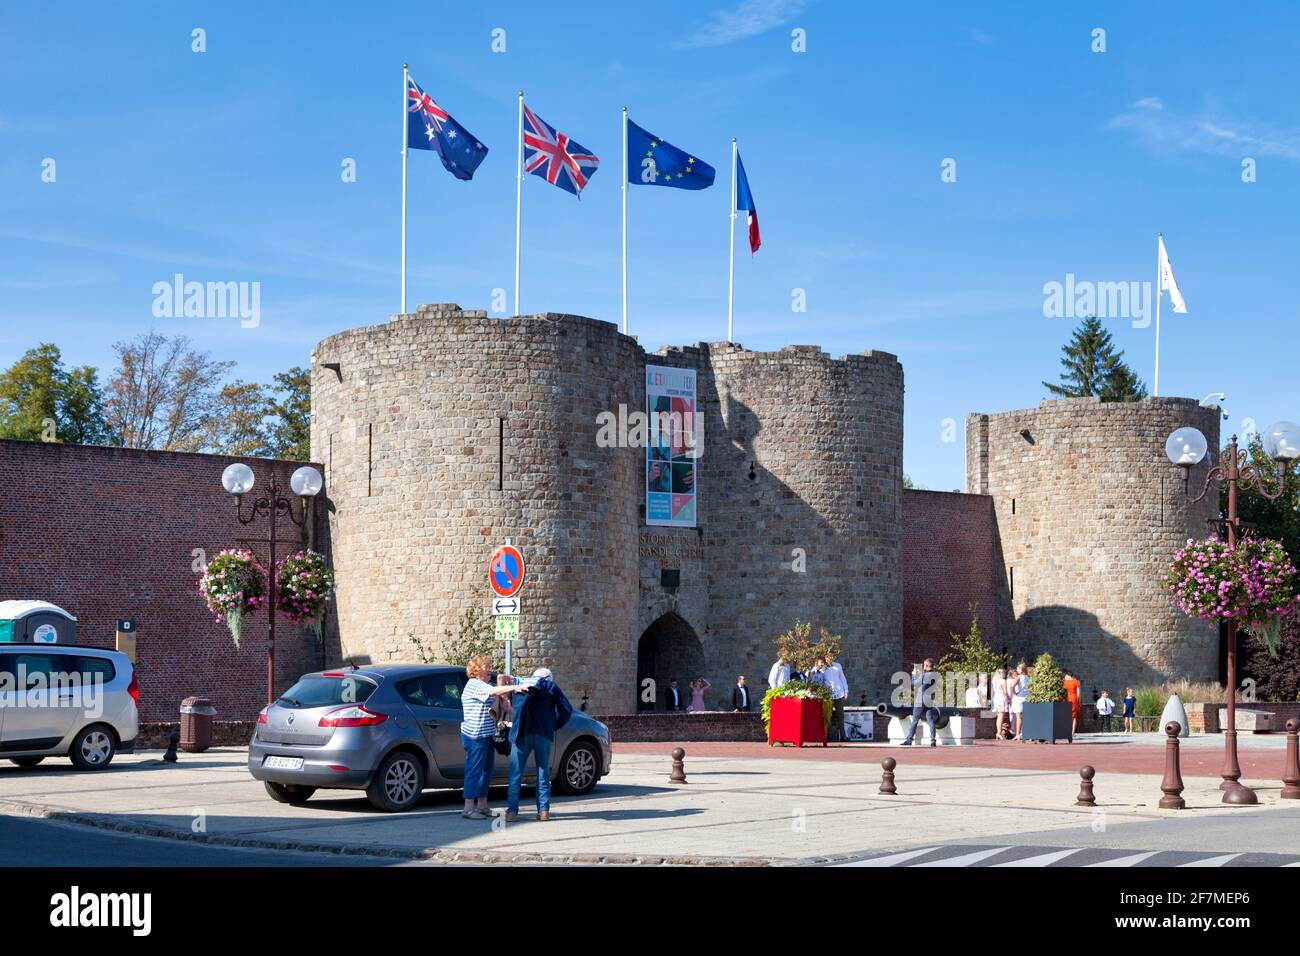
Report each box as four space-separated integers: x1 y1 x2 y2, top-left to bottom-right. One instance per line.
221 462 256 495
1165 427 1208 466
1262 421 1300 462
290 466 323 497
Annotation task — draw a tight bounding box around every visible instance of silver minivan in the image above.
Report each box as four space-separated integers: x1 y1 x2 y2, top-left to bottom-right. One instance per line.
0 645 138 770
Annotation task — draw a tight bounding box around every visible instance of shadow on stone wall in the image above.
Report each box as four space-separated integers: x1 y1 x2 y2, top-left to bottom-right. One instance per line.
1011 604 1154 696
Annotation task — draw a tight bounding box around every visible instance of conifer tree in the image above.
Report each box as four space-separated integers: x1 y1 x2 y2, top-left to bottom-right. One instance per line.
1043 316 1147 402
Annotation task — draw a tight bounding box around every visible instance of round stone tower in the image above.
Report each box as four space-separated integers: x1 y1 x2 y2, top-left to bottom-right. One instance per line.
966 396 1222 690
701 344 906 700
311 305 643 710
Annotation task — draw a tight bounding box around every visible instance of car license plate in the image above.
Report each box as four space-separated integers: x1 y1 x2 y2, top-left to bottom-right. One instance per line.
264 755 303 771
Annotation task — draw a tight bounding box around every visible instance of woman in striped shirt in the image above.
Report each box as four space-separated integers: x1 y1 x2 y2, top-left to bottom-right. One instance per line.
461 654 526 820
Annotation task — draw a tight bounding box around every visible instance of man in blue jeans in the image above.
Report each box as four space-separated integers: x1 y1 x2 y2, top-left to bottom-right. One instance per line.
506 667 574 822
900 658 940 747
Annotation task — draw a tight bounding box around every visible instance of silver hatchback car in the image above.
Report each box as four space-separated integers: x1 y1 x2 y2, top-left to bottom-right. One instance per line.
248 664 612 811
0 645 139 770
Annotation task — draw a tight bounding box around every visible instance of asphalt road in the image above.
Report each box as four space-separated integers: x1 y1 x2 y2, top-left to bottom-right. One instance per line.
0 814 423 867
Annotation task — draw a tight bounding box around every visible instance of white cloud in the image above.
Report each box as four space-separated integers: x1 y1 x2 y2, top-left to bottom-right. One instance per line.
678 0 808 48
1108 98 1300 161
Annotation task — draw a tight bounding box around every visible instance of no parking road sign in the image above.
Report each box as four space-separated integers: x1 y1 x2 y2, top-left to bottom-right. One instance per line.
488 544 526 598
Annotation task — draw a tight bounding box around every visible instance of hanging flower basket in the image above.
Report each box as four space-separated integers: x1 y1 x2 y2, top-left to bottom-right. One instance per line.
1167 536 1300 657
198 549 267 648
275 549 335 642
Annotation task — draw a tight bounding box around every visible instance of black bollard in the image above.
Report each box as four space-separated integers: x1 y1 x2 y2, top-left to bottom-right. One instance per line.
163 730 180 763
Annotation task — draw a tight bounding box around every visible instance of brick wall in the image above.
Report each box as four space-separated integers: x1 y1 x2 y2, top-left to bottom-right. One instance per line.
902 489 1005 665
0 439 324 722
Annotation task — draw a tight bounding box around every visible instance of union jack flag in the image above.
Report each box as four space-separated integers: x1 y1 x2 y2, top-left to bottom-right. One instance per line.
522 104 599 198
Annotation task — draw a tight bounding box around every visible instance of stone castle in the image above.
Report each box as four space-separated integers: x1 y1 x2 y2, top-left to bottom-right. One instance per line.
310 303 1220 713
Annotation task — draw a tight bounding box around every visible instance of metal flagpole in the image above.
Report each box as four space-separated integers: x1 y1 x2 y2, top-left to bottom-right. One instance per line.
622 107 628 336
401 64 409 315
515 91 523 317
1154 233 1162 397
727 138 737 343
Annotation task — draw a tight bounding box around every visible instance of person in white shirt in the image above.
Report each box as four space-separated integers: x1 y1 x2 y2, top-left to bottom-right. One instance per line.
811 656 850 741
768 654 792 691
1096 688 1116 732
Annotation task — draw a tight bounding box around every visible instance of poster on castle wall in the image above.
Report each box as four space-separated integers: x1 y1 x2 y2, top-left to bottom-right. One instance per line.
645 364 697 528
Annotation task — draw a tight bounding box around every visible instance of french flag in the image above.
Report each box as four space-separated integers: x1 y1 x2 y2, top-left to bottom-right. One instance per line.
735 151 761 253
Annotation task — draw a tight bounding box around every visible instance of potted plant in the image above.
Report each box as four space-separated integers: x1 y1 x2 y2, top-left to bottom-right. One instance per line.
763 620 839 747
1020 652 1073 743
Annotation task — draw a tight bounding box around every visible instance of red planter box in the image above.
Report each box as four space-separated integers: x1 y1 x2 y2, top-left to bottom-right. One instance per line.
767 696 827 747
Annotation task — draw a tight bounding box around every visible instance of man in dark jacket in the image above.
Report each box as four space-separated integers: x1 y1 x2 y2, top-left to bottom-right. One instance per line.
663 679 685 712
731 675 752 712
506 668 573 822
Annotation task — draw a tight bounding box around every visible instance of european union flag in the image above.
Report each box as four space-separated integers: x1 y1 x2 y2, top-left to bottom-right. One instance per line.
406 74 488 181
626 119 715 190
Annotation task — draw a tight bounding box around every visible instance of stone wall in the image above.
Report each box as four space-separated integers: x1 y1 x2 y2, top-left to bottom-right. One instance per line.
0 439 324 721
966 397 1221 691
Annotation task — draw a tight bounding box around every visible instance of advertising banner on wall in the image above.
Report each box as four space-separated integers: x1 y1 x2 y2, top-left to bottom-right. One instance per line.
645 364 698 527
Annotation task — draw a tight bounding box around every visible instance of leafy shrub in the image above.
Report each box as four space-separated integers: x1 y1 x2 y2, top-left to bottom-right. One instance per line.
1027 652 1066 703
937 610 1002 676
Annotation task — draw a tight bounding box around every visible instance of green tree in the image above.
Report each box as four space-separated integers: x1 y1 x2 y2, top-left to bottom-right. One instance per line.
0 344 110 444
937 610 1002 675
1232 434 1300 565
267 366 311 461
1043 317 1147 402
201 380 273 457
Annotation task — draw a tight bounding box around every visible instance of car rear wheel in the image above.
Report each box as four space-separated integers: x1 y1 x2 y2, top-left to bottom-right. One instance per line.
264 781 317 804
366 750 425 812
69 725 117 770
556 740 600 795
9 757 44 768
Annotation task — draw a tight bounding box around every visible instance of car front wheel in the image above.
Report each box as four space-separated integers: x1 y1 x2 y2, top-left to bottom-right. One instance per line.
556 740 600 795
264 781 317 804
366 750 425 812
69 725 116 771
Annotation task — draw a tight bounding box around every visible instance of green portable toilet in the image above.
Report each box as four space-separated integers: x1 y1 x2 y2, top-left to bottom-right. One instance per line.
0 601 78 644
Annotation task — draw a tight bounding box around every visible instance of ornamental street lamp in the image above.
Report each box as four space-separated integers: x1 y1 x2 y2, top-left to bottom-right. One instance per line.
1166 420 1300 805
221 463 323 705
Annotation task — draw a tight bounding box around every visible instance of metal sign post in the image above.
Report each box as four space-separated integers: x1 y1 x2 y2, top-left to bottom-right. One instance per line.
488 539 526 675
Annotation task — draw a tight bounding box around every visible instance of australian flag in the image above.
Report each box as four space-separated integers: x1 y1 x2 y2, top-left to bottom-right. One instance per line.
406 74 488 181
626 119 715 190
523 103 600 198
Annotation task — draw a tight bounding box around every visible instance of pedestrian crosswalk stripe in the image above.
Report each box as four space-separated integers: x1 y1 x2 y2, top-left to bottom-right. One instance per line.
912 846 1009 867
837 846 938 867
829 844 1299 868
992 848 1083 867
1086 851 1159 868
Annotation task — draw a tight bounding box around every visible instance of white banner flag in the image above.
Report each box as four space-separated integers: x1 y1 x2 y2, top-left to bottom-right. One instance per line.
1158 235 1187 313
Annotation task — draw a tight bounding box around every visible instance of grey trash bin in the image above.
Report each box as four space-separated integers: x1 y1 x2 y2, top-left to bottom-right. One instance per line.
179 696 217 752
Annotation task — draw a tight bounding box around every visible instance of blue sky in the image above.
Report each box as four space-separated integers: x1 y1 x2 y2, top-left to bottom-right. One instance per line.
3 1 1299 490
